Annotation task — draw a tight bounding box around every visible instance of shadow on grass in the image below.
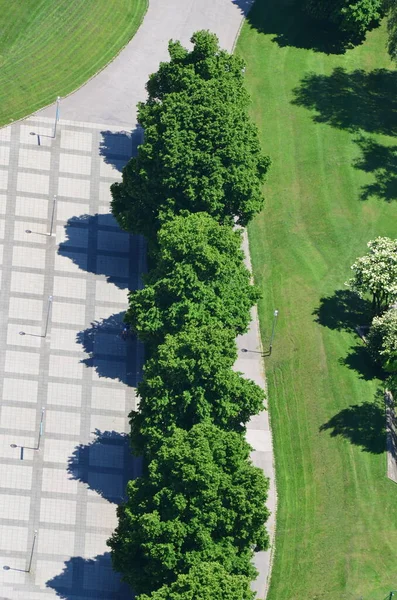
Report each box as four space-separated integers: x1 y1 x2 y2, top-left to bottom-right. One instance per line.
320 390 386 453
292 67 397 136
240 0 353 54
46 552 132 599
339 343 385 381
313 289 372 333
353 135 397 202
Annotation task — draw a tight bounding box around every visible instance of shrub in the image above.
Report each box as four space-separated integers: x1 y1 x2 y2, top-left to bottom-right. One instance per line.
367 308 397 372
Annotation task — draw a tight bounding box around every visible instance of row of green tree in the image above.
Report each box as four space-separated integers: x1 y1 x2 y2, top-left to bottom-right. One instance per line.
347 236 397 379
107 31 271 599
304 0 397 52
304 0 385 40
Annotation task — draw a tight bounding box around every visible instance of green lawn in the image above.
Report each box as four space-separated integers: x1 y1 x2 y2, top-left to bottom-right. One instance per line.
0 0 147 126
236 2 397 599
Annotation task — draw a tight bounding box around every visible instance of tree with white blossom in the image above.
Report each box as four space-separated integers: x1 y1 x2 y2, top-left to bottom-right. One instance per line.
367 308 397 373
346 237 397 315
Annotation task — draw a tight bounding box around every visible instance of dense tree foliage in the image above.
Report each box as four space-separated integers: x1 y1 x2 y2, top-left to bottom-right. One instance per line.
304 0 385 39
126 212 260 346
367 308 397 372
108 423 270 596
111 30 270 243
130 324 265 454
138 562 255 600
109 31 269 599
386 0 397 59
346 237 397 314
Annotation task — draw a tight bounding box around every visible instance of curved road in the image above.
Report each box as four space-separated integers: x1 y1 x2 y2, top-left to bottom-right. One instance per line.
38 0 253 127
36 0 277 597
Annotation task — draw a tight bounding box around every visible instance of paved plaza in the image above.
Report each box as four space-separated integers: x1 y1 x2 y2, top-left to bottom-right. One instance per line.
0 116 145 599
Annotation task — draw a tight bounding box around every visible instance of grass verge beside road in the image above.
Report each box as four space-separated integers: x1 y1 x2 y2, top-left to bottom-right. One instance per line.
237 2 397 598
0 0 147 126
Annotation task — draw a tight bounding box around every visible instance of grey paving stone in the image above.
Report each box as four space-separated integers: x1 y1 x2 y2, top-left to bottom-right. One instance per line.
40 498 77 525
37 529 75 556
17 172 49 195
61 129 92 152
10 271 45 294
15 195 48 219
57 176 90 200
2 377 38 403
46 382 82 407
59 153 92 176
18 148 51 171
41 467 78 495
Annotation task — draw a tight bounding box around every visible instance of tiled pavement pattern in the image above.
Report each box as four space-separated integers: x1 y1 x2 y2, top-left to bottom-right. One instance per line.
0 116 145 599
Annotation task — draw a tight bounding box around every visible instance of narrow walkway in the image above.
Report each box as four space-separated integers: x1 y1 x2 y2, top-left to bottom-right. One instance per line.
236 232 276 598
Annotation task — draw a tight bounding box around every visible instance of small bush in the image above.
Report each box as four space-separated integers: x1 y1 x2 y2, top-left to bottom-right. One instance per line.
367 308 397 372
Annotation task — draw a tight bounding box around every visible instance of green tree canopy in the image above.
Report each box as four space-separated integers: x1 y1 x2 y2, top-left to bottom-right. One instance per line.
386 0 397 59
346 237 397 314
367 308 397 372
137 562 255 600
108 423 270 596
111 30 270 242
130 324 265 454
126 213 260 346
304 0 385 39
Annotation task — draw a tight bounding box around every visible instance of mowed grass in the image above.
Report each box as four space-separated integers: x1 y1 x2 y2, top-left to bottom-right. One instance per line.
0 0 147 126
236 2 397 599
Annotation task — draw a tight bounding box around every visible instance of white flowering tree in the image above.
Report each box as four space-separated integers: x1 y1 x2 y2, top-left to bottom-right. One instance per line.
346 237 397 315
367 309 397 372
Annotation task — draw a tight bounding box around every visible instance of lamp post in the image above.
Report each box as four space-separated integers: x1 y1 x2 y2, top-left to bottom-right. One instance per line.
53 96 61 138
36 408 45 450
48 195 57 236
25 194 57 237
268 309 279 355
43 295 53 338
27 530 38 573
19 295 53 338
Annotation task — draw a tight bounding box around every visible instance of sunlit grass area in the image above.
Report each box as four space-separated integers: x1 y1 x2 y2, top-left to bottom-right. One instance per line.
237 2 397 598
0 0 147 126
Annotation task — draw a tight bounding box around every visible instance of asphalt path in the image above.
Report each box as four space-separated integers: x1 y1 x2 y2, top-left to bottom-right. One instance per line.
37 0 253 127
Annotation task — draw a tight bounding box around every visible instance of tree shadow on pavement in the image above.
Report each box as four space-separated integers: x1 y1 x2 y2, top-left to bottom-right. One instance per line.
240 0 351 54
46 552 132 599
313 289 372 333
292 68 397 136
68 429 142 504
231 0 254 17
58 213 141 290
353 135 397 202
320 389 386 453
76 312 143 386
99 127 142 173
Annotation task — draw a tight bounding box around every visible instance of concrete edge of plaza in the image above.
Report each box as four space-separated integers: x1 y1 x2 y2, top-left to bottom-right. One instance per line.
238 230 277 599
231 17 277 598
